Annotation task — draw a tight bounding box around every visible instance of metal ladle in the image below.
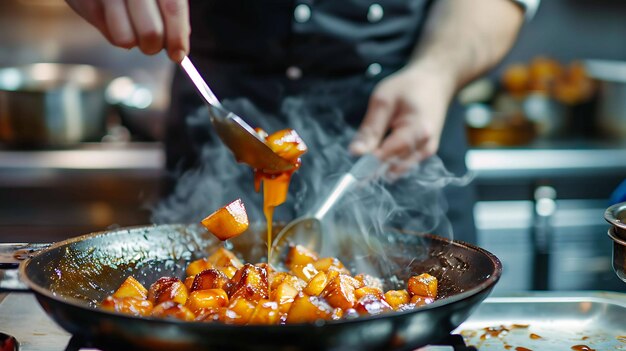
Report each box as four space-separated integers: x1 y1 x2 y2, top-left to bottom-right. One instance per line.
270 154 381 264
180 56 295 173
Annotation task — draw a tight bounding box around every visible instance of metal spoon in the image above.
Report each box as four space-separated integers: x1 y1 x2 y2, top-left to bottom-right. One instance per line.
270 154 381 264
179 56 295 173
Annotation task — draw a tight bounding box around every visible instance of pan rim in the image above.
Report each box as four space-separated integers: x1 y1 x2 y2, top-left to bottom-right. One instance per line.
19 223 502 329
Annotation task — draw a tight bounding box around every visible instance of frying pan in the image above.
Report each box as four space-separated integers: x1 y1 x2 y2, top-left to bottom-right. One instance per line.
0 224 501 351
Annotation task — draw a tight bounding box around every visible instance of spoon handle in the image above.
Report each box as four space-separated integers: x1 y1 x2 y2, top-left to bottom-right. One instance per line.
313 154 380 220
180 56 222 108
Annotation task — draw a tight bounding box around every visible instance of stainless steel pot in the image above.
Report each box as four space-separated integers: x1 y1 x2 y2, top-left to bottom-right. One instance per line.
585 60 626 139
0 63 111 147
605 202 626 282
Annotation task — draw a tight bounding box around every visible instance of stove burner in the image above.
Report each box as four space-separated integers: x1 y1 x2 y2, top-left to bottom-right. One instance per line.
65 334 478 351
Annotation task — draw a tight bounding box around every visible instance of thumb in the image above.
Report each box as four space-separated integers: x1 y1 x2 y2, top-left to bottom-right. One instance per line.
349 90 395 155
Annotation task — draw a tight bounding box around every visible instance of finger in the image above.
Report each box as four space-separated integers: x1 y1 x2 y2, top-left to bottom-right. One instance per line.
127 0 165 55
376 123 425 161
349 90 395 155
157 0 190 62
103 0 136 49
66 0 113 43
387 152 422 178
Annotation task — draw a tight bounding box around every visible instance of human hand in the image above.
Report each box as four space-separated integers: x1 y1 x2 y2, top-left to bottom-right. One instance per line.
349 64 456 175
65 0 190 62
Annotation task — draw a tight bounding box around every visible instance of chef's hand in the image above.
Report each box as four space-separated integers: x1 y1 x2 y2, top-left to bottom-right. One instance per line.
349 64 455 175
65 0 190 62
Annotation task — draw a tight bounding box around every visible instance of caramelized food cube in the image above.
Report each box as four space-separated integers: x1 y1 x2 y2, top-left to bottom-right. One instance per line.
270 271 306 291
254 127 268 140
227 298 256 325
303 271 329 296
184 276 195 291
354 294 392 316
101 296 153 316
354 274 383 291
321 274 361 310
221 265 238 279
201 198 249 241
185 289 229 313
271 281 299 305
207 247 243 270
384 289 410 310
354 287 384 300
148 277 189 305
285 245 319 269
186 258 214 277
112 276 148 300
151 301 195 321
286 292 333 324
248 299 280 325
265 129 308 162
191 268 230 292
407 273 438 298
331 308 344 320
312 257 350 274
229 263 269 302
410 295 435 307
291 263 319 282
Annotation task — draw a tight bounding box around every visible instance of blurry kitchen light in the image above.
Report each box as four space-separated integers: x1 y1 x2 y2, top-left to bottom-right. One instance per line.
70 65 99 86
31 63 58 81
106 77 136 103
0 68 23 91
129 87 153 109
458 79 494 104
465 103 492 128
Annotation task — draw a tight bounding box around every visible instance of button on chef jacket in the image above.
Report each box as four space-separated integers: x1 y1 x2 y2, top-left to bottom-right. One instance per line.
167 0 476 242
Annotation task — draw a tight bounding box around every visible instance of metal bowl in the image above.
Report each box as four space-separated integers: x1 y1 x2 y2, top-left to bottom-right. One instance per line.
0 63 112 147
605 202 626 282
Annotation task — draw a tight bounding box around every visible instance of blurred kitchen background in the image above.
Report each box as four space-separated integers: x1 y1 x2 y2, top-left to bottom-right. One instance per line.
0 0 625 293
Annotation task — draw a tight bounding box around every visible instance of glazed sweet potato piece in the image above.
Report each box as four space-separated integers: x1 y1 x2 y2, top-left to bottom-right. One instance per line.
112 276 147 300
221 265 238 279
151 301 195 321
407 273 438 298
410 295 435 307
227 298 256 325
190 268 230 292
186 258 214 277
271 280 299 313
290 263 319 282
201 198 249 241
303 271 329 296
312 257 350 274
270 271 306 291
354 286 384 300
185 289 229 313
101 296 153 316
207 247 244 270
184 276 195 291
265 129 308 162
354 294 392 316
285 244 319 269
148 277 189 305
354 274 383 291
321 274 361 310
286 292 334 324
229 263 269 302
248 299 280 325
383 289 410 310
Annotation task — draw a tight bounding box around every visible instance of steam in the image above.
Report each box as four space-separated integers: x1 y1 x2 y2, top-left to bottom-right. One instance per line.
152 96 470 279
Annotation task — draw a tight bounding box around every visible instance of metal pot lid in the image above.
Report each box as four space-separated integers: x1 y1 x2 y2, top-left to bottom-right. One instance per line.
605 201 626 232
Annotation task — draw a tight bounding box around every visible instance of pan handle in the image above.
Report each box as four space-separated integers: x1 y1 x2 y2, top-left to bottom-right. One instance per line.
0 243 50 292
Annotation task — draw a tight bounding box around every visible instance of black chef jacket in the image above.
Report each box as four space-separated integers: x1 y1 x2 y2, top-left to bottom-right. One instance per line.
165 0 477 243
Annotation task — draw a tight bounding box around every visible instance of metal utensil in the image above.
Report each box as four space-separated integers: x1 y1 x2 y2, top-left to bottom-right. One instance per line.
605 201 626 283
270 154 381 263
179 56 295 173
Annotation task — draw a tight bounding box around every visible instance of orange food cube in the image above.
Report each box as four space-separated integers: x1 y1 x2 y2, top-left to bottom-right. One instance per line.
290 263 319 282
191 268 230 292
151 301 195 321
185 289 229 313
383 289 410 310
148 277 189 305
265 129 308 162
354 274 383 290
227 298 256 325
186 258 214 277
285 245 319 269
101 296 153 316
112 276 147 300
286 292 333 324
229 263 269 302
312 257 350 274
221 266 238 279
354 294 392 316
410 295 435 307
271 280 299 304
254 127 268 140
270 271 306 291
321 274 361 310
331 308 343 320
407 273 438 298
201 198 249 241
354 286 384 300
303 271 329 296
184 276 195 291
248 299 280 325
207 247 243 270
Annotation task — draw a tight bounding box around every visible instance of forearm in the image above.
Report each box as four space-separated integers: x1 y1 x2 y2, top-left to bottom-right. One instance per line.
410 0 524 90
